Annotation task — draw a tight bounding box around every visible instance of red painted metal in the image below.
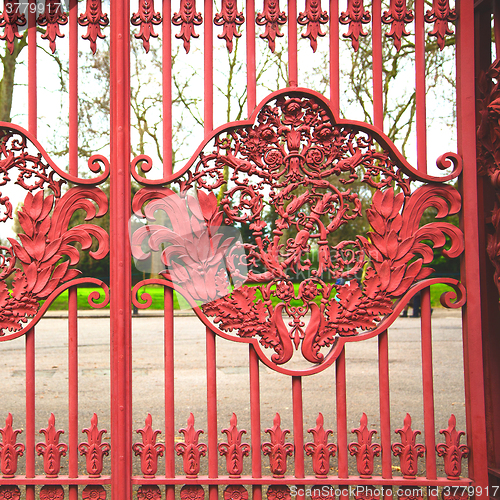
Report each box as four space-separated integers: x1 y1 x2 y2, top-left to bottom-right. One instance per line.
0 0 494 497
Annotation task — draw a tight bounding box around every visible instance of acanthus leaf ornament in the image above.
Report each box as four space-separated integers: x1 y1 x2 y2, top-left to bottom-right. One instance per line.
256 0 287 53
218 413 250 477
348 413 381 477
0 0 25 55
78 0 109 54
37 0 68 53
435 414 469 479
262 413 294 477
391 414 425 479
381 0 413 52
214 0 244 53
132 414 165 477
0 413 24 477
424 0 457 51
297 0 328 53
131 0 162 53
339 0 371 52
78 413 111 477
172 0 203 54
304 413 337 477
36 413 68 477
175 413 207 477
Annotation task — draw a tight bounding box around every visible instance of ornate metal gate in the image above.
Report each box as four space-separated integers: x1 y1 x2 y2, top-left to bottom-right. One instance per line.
0 0 493 499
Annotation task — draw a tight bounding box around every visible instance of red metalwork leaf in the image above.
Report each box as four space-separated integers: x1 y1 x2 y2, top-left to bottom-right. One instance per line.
36 413 68 478
133 414 165 477
436 414 469 479
256 0 287 53
392 414 425 478
339 0 371 51
131 0 162 53
0 413 24 477
172 0 203 54
0 0 25 55
297 0 328 53
262 413 294 477
424 0 457 51
37 0 68 53
382 0 413 52
175 413 207 477
214 0 244 53
218 413 250 477
305 413 336 477
348 413 381 478
78 0 109 54
79 413 110 477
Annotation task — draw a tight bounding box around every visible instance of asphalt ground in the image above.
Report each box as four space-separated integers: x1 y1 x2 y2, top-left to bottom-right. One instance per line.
0 308 466 480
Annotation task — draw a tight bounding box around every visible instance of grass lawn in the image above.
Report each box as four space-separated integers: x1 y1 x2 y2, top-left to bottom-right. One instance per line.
44 283 457 311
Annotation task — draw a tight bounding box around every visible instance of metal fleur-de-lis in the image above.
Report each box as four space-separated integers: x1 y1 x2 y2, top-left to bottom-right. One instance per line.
297 0 328 53
78 413 111 477
348 413 381 478
256 0 287 53
262 413 294 477
304 413 337 477
172 0 203 54
339 0 371 52
131 0 162 53
36 413 68 477
424 0 457 51
132 414 166 478
436 414 469 479
218 413 250 477
0 0 26 55
391 413 425 478
78 0 109 54
0 413 25 477
381 0 413 52
214 0 244 53
37 0 68 53
175 413 207 477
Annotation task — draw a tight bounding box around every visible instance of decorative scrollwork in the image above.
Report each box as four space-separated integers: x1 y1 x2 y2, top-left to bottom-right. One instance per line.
79 413 110 477
172 0 203 54
424 0 456 51
214 0 244 53
175 413 207 477
0 0 25 55
348 413 381 477
0 413 24 477
339 0 371 52
256 0 287 53
391 414 425 479
37 0 68 53
133 414 165 477
131 0 162 53
382 0 413 52
36 413 68 477
436 414 469 479
304 413 336 477
218 413 250 477
262 413 294 477
78 0 109 54
297 0 328 53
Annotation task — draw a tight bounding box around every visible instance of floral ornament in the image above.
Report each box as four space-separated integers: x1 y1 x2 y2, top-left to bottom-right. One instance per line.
137 485 161 500
256 0 287 53
36 413 68 477
82 486 107 500
218 413 250 477
39 485 64 500
0 188 108 335
0 0 26 55
297 0 328 53
310 487 336 500
0 413 24 477
214 0 244 53
172 0 203 53
78 0 109 54
224 485 248 500
381 0 413 52
175 413 207 477
0 486 21 500
266 485 291 500
304 413 337 477
424 0 457 51
353 487 379 500
339 0 371 52
78 413 110 477
37 0 68 53
132 414 165 477
395 488 422 500
131 0 162 53
435 414 469 479
262 413 294 477
348 413 381 477
391 414 425 479
180 485 204 500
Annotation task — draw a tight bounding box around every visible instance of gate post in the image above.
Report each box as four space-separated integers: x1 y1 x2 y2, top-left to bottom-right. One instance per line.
110 1 132 498
456 0 489 493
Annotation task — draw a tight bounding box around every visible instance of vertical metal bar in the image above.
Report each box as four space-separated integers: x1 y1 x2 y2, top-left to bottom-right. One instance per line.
420 288 436 479
163 0 172 174
110 0 132 497
25 328 35 500
336 347 348 485
288 0 298 87
204 0 214 134
246 0 257 115
28 3 37 134
415 0 427 173
372 0 383 129
378 330 392 484
456 0 489 489
249 345 262 500
292 376 304 500
206 327 218 500
164 290 175 491
329 0 339 115
69 0 78 173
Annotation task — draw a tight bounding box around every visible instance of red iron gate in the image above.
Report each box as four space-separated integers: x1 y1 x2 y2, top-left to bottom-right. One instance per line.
0 0 494 499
